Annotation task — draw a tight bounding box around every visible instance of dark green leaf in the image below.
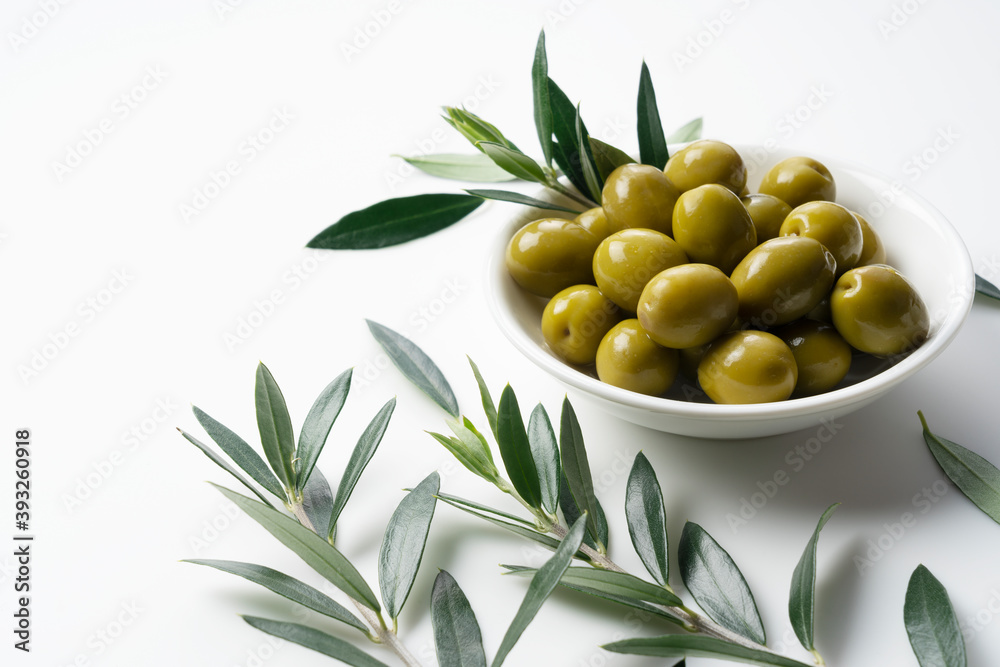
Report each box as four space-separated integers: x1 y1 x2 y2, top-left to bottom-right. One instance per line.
434 491 536 527
665 117 703 144
178 428 277 509
443 107 518 152
307 194 484 250
492 516 587 667
550 566 682 608
527 404 560 515
366 320 459 417
625 452 670 586
604 635 813 667
379 472 439 619
559 466 608 551
191 407 285 500
427 430 500 485
396 153 516 182
547 77 592 199
329 398 396 538
477 142 547 184
184 559 367 633
560 398 603 550
679 521 765 645
905 565 967 667
574 105 603 202
588 137 635 181
976 274 1000 301
501 565 685 628
636 61 669 168
468 356 499 441
301 466 334 536
243 617 388 667
255 362 296 491
465 188 581 214
531 30 554 167
789 502 839 652
213 484 380 611
432 570 488 667
920 411 1000 525
497 385 543 510
296 369 352 491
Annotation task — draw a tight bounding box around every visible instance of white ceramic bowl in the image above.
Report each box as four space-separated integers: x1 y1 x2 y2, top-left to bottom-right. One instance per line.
486 145 975 439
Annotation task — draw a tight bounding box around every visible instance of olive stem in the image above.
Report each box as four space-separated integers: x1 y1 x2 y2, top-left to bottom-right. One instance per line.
292 502 425 667
548 523 787 657
547 181 597 209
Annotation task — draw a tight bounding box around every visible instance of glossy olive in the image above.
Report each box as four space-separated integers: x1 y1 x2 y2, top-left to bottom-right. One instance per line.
506 218 600 297
593 229 689 311
854 212 887 266
575 207 618 240
805 297 832 324
698 330 798 404
637 264 738 349
830 265 930 356
741 193 792 243
663 140 747 194
780 201 863 275
758 156 836 208
541 285 620 365
730 236 837 327
672 184 757 274
601 163 680 235
774 320 852 395
596 319 679 395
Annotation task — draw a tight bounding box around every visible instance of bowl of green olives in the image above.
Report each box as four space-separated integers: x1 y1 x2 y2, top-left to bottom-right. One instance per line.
487 142 975 438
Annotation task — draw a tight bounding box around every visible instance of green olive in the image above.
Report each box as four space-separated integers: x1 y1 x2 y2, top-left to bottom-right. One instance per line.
592 229 689 311
805 297 832 324
637 264 738 349
601 163 680 235
663 140 747 194
596 319 679 395
729 236 837 327
741 193 792 243
830 265 930 356
506 218 600 297
541 285 620 365
773 320 852 395
854 212 887 266
779 201 863 275
758 156 836 208
698 330 798 404
575 207 619 240
672 184 757 274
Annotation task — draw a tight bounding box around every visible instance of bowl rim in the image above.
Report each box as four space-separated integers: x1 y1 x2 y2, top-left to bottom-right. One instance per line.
485 144 975 423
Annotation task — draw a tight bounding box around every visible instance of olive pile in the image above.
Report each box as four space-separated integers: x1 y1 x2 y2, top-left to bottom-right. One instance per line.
505 140 930 404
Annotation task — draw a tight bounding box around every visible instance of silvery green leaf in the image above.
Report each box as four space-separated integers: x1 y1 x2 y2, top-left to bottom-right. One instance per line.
905 564 967 667
295 368 352 491
432 570 488 667
301 465 334 537
427 430 499 485
527 404 560 515
367 319 459 417
467 356 499 441
625 452 669 586
604 635 812 666
789 503 839 652
560 398 603 550
191 406 284 500
665 117 703 144
921 411 1000 525
178 427 277 509
379 472 439 619
243 617 388 667
550 566 682 608
397 153 516 182
497 385 543 510
477 142 547 184
255 362 296 490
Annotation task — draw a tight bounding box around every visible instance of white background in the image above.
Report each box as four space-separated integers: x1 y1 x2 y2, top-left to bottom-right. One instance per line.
3 0 1000 665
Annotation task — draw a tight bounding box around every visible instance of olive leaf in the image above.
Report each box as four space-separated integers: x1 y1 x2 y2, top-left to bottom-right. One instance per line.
443 107 519 152
789 503 839 655
624 452 670 586
604 635 812 667
679 521 766 645
465 189 582 214
975 273 1000 301
178 427 278 509
560 398 603 550
427 429 500 485
307 194 484 250
588 137 635 181
396 153 516 182
255 362 296 491
904 564 967 667
379 472 440 620
436 494 569 555
574 104 604 202
191 406 285 501
559 470 609 552
547 76 592 200
920 411 1000 525
527 404 561 515
477 142 548 184
434 491 536 528
665 117 703 144
432 570 488 667
468 356 499 441
367 319 459 418
295 368 352 491
531 29 554 167
301 465 335 537
636 61 669 169
243 616 389 667
496 385 543 510
507 566 682 609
